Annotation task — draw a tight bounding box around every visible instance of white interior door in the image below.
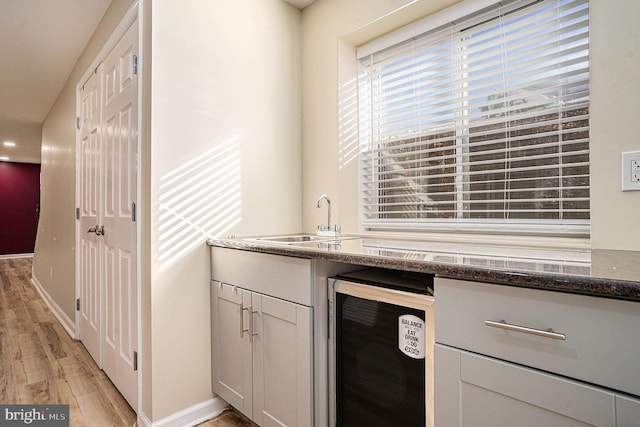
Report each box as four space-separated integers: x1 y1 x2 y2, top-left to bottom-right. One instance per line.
78 70 102 366
76 18 139 411
101 20 139 410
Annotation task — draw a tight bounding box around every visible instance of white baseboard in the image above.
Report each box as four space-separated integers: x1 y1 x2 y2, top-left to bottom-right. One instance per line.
0 253 34 259
137 397 228 427
31 274 77 339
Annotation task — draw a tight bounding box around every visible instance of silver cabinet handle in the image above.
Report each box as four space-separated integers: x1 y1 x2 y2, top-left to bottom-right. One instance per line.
239 301 244 337
251 308 258 341
485 319 566 341
240 302 250 338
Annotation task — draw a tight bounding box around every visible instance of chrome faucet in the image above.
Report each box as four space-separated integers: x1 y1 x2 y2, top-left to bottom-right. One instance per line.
317 194 340 236
317 194 332 230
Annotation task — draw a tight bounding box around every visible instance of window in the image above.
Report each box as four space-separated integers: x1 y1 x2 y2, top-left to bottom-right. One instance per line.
358 0 589 235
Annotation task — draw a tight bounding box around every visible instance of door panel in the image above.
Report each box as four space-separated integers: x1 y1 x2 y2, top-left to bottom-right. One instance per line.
101 20 138 409
76 18 138 411
78 70 101 365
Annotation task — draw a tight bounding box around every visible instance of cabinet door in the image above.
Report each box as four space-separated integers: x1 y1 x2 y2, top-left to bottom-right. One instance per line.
252 293 312 427
211 281 253 418
435 344 616 427
616 394 640 427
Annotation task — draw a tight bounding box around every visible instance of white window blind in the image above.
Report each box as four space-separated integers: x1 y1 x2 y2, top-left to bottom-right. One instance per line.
358 0 590 235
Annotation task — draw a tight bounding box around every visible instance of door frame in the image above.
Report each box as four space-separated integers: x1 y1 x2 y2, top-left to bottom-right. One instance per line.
75 0 142 412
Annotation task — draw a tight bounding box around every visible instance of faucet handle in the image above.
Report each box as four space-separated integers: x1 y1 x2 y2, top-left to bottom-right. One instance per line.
317 224 326 232
333 224 341 233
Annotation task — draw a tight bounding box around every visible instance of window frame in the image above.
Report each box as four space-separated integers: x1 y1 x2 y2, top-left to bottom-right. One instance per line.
357 0 590 237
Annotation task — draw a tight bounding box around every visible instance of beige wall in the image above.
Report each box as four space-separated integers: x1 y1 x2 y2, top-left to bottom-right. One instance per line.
35 0 302 421
301 0 421 235
301 0 640 251
33 0 136 321
589 0 640 250
148 0 302 420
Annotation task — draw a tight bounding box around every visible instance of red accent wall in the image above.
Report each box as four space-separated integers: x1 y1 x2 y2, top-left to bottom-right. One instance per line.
0 162 41 255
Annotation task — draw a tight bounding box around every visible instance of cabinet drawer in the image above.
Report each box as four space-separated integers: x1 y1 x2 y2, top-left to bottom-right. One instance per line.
435 344 617 427
211 246 313 306
435 278 640 397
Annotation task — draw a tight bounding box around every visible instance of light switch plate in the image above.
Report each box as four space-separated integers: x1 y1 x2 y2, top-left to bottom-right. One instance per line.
621 151 640 191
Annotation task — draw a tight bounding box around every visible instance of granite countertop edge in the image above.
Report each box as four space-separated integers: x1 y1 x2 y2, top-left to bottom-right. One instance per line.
207 239 640 303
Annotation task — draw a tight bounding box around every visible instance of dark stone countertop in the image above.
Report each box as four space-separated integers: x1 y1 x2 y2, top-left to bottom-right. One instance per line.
207 236 640 302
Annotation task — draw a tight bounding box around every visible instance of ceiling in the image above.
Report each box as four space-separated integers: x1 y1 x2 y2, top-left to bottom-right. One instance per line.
0 0 111 164
0 0 313 165
285 0 315 8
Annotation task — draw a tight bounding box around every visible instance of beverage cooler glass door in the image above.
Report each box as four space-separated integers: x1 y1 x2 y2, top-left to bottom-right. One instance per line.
330 278 434 427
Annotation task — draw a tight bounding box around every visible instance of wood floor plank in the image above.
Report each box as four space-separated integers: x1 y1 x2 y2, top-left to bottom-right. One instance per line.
38 321 70 360
0 257 136 426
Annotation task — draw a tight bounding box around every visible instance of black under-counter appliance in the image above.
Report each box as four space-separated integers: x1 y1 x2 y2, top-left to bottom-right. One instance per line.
329 268 435 427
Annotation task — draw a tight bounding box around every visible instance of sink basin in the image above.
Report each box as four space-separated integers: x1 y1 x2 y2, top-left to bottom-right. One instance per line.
251 234 333 244
247 234 358 245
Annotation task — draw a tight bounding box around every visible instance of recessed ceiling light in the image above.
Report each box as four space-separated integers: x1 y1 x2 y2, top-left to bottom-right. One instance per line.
3 141 16 147
0 156 10 161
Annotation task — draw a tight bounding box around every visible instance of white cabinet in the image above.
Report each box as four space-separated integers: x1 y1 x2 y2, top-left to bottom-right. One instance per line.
253 291 312 427
616 395 640 427
211 281 312 426
435 344 632 427
209 246 355 426
435 278 640 427
211 283 252 415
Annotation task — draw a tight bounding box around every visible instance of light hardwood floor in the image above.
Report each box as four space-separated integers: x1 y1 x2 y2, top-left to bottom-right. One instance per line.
0 257 136 426
195 409 256 427
0 257 252 427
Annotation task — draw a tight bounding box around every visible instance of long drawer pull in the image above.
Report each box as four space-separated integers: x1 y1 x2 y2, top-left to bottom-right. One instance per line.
485 319 566 341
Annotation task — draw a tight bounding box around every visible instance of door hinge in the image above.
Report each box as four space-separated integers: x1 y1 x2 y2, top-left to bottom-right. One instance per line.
131 202 136 222
133 55 138 75
76 298 80 311
76 117 80 130
133 351 138 371
75 207 80 220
